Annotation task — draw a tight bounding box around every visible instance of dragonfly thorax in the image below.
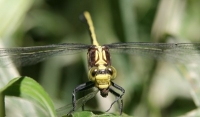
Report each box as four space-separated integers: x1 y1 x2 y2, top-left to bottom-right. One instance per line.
87 46 111 67
87 46 117 91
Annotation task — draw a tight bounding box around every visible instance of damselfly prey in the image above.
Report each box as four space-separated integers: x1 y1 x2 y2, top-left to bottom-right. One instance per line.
1 11 200 116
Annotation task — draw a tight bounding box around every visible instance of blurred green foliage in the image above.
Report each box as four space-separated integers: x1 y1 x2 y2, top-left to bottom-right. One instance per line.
1 0 200 117
0 77 56 117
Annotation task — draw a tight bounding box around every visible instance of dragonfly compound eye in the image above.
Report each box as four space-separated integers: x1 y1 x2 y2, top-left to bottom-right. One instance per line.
107 66 117 80
88 67 98 81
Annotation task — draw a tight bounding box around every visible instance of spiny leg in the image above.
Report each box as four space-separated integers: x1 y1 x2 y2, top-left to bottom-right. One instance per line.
68 81 95 115
106 81 125 115
105 88 120 112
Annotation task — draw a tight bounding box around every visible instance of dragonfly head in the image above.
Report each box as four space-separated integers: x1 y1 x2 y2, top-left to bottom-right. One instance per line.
88 65 117 89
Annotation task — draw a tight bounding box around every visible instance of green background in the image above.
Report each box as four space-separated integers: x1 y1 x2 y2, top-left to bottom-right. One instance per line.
1 0 200 117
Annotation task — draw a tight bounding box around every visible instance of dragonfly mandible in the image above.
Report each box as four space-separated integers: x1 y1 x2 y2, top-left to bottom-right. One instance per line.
1 11 200 116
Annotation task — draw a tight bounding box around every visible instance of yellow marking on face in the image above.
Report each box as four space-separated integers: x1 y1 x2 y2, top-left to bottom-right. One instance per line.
95 74 111 89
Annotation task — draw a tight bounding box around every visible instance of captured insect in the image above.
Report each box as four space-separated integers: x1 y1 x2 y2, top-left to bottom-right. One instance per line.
1 11 200 116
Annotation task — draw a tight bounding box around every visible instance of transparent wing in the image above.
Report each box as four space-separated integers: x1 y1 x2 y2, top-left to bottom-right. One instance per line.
56 89 99 117
105 42 200 63
0 43 91 67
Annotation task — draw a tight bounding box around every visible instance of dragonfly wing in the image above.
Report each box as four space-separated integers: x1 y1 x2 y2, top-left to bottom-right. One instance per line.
105 42 200 63
0 43 91 67
56 89 99 117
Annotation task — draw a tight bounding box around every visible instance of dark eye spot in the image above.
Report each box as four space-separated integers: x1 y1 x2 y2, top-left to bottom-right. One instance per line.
107 67 113 75
92 69 98 77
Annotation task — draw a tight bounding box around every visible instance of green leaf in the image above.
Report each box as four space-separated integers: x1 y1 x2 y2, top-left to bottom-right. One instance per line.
61 111 132 117
0 76 56 117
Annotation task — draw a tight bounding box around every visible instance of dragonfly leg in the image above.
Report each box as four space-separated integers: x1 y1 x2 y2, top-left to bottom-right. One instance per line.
67 81 95 115
106 81 125 115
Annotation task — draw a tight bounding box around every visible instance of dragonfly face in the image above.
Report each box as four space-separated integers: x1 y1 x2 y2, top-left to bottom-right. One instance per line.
87 46 117 96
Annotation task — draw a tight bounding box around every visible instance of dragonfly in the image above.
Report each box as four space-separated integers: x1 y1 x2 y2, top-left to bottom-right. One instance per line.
1 11 200 116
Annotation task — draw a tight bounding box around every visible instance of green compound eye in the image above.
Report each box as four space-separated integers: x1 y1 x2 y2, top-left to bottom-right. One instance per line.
107 67 113 75
88 67 98 81
107 66 117 79
92 68 98 77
